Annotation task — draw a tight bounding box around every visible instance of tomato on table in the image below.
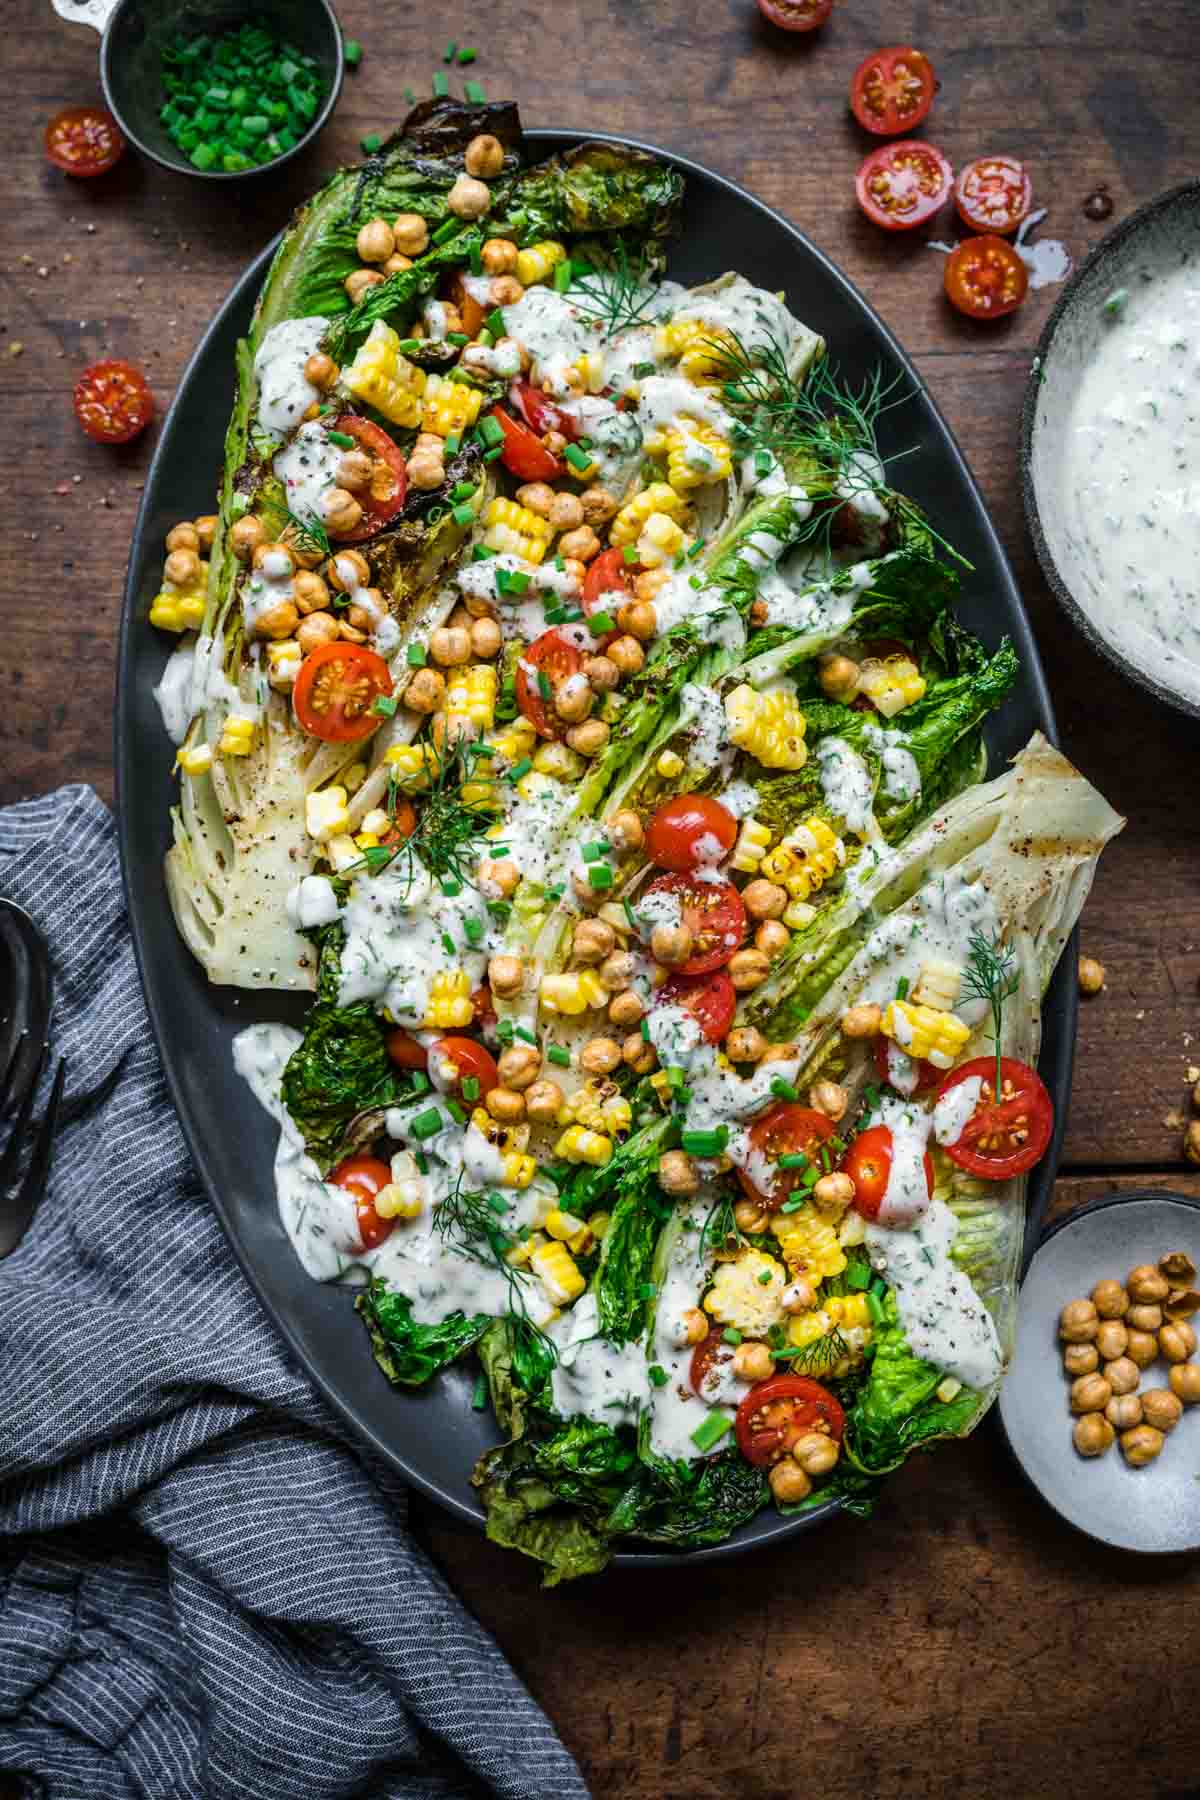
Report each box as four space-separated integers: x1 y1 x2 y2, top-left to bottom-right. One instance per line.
954 155 1032 235
736 1103 836 1210
293 642 393 741
642 874 746 975
645 794 738 873
428 1035 500 1103
509 378 579 443
488 405 564 483
46 105 125 176
855 141 953 231
944 234 1029 319
849 47 936 136
690 1326 735 1400
842 1123 934 1221
581 546 634 647
735 1375 844 1467
657 969 737 1045
385 1029 428 1072
73 360 154 444
755 0 833 30
515 628 583 739
330 1154 395 1252
874 1033 941 1096
935 1056 1053 1178
330 415 407 540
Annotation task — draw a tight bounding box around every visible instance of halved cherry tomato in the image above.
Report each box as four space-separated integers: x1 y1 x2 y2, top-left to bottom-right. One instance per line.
46 105 125 177
329 415 407 541
935 1056 1053 1179
510 378 580 442
954 155 1032 236
657 969 737 1045
331 1155 395 1252
690 1326 735 1400
737 1103 836 1210
73 360 154 444
293 641 393 741
446 271 487 339
582 546 634 648
944 234 1029 319
855 141 953 232
842 1123 934 1221
488 405 564 482
428 1035 500 1103
755 0 833 30
849 47 936 137
646 794 738 873
381 796 417 844
385 1029 428 1072
735 1375 844 1467
642 874 746 976
874 1033 941 1096
515 628 583 739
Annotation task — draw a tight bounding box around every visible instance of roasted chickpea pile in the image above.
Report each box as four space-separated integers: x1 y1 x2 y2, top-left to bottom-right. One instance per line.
1060 1250 1200 1465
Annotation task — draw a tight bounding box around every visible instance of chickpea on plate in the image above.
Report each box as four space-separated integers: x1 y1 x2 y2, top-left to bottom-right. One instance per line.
1062 1252 1200 1466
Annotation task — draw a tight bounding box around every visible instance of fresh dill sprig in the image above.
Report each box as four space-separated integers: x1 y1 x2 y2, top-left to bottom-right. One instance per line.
346 733 497 893
283 505 331 559
435 1174 556 1361
777 1326 850 1373
962 927 1020 1096
569 242 658 337
698 1191 747 1263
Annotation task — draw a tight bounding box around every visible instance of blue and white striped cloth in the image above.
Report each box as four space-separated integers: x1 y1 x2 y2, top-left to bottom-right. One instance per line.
0 787 586 1800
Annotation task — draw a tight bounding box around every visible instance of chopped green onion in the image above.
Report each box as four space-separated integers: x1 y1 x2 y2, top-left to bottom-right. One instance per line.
648 1364 669 1388
360 132 382 154
544 604 567 625
777 1152 808 1170
444 431 462 454
440 931 456 956
409 1106 444 1141
327 429 355 448
483 445 503 462
588 610 615 636
640 1019 650 1041
464 79 486 103
486 1191 509 1215
537 670 553 700
443 40 457 62
457 46 477 63
895 975 909 1000
623 897 639 932
757 1269 774 1286
478 413 504 448
451 503 474 526
395 337 421 353
581 839 609 861
446 1099 467 1126
865 1290 886 1326
486 307 506 338
463 916 483 946
432 217 459 245
563 443 592 472
496 1019 515 1044
621 545 639 565
446 331 469 347
553 260 572 293
770 1077 800 1103
343 37 363 67
406 643 427 667
409 1070 430 1095
681 1127 729 1157
505 757 532 783
845 1260 870 1291
632 360 656 379
691 1411 732 1453
722 1327 743 1346
547 1044 571 1068
779 1195 806 1214
545 883 565 901
515 1025 538 1045
450 480 475 500
587 863 613 890
471 1373 488 1409
371 695 398 717
639 1282 657 1300
432 69 449 96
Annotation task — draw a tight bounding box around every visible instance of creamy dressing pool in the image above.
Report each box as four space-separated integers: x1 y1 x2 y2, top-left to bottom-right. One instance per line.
253 316 329 435
865 1198 1002 1391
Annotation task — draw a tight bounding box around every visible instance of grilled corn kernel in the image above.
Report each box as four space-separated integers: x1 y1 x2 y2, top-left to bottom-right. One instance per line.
305 785 350 841
730 816 772 874
881 999 971 1071
540 971 608 1015
483 496 553 564
177 742 213 777
515 240 567 288
724 684 808 771
343 321 427 428
911 958 963 1012
609 482 686 548
655 749 685 779
423 970 475 1029
383 742 437 789
373 1180 425 1221
445 662 497 735
554 1123 613 1168
636 511 687 569
858 654 926 719
770 1206 848 1280
530 1238 586 1303
665 419 733 491
544 1208 595 1255
422 372 485 438
760 818 843 901
218 713 257 757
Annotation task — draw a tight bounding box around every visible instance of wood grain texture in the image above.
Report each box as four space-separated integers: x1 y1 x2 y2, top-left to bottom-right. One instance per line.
3 3 1199 1794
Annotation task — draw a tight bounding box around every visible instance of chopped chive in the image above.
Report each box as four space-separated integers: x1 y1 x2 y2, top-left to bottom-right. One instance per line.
409 1070 430 1095
587 863 613 890
687 539 705 559
754 447 773 476
464 78 486 102
471 1373 488 1409
478 413 504 448
432 217 459 245
866 1290 886 1326
359 131 382 154
691 1411 732 1453
779 1195 806 1214
450 480 475 502
515 1025 538 1045
588 610 615 636
581 839 609 861
681 1126 729 1156
666 1066 687 1091
443 40 457 61
446 1099 467 1126
547 1044 571 1068
895 975 909 1000
563 443 592 472
444 431 462 454
432 69 449 96
506 757 532 783
406 643 427 667
777 1152 808 1170
410 1106 444 1141
648 1364 669 1388
553 260 572 293
440 931 456 955
452 503 475 526
327 429 355 448
372 694 398 717
770 1077 800 1103
463 916 483 945
689 574 704 590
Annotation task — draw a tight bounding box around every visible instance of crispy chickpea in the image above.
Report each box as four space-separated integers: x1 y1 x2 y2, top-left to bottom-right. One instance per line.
1166 1288 1200 1320
681 1307 709 1346
599 950 636 992
734 1199 769 1233
515 481 555 518
291 571 330 615
1168 1362 1200 1404
810 1079 849 1123
608 989 644 1030
392 213 429 255
1070 1372 1112 1414
1126 1302 1163 1332
429 624 472 667
356 218 395 264
560 525 601 564
323 489 364 536
616 600 658 642
760 1044 799 1067
193 515 218 551
634 569 671 604
486 1086 526 1124
254 600 300 641
1063 1342 1099 1377
793 1431 840 1476
1161 1251 1198 1284
448 174 491 220
1128 1263 1170 1303
338 619 368 645
230 515 266 561
1094 1319 1128 1361
1120 1423 1165 1466
1091 1278 1129 1319
403 667 446 714
566 718 609 756
465 133 505 178
469 615 502 660
382 253 413 277
407 449 445 492
573 918 616 964
524 1078 564 1124
1105 1391 1143 1430
548 492 585 532
606 809 644 854
816 652 860 702
1160 1320 1197 1362
487 954 524 999
623 1032 657 1075
1058 1298 1099 1343
299 348 338 391
1124 1330 1159 1369
782 1278 818 1314
729 949 771 992
165 522 200 553
580 1036 622 1077
607 635 645 676
481 237 518 275
334 449 374 495
742 878 787 921
252 541 296 577
812 1171 855 1213
1183 1119 1200 1165
585 654 620 693
479 859 520 899
726 1027 767 1064
578 486 618 527
652 923 694 968
542 429 569 457
755 919 790 959
1073 1414 1115 1458
497 1044 541 1090
1141 1388 1183 1432
164 547 201 586
345 268 384 305
841 1003 883 1040
1077 955 1106 995
733 1341 776 1383
658 1149 699 1196
554 675 594 724
296 612 340 653
769 1460 812 1503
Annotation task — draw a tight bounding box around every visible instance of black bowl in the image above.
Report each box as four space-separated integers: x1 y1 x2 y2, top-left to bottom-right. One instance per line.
117 128 1076 1565
99 0 343 180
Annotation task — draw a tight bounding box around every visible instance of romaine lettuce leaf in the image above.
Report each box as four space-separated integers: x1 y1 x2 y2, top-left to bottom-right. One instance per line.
358 1280 491 1387
842 1291 983 1475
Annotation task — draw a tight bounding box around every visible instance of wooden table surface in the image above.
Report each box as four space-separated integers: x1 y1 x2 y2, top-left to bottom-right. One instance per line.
3 0 1199 1793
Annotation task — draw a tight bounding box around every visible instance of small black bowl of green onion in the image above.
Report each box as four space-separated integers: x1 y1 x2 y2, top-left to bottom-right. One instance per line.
98 0 343 179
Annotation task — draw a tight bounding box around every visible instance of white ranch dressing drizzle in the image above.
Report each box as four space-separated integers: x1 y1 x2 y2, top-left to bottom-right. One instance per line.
337 861 491 1026
550 1293 650 1427
239 547 295 634
333 553 400 658
865 1198 1002 1391
873 1094 934 1227
853 868 997 1018
648 1209 728 1462
153 639 198 744
862 721 922 805
273 421 343 524
933 1075 983 1146
816 736 875 835
253 316 329 435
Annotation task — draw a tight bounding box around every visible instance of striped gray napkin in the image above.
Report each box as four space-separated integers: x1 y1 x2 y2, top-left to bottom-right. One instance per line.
0 786 586 1800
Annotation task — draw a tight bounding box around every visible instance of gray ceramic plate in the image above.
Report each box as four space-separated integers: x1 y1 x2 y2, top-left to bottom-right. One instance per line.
117 127 1075 1562
1021 180 1200 721
1000 1192 1200 1554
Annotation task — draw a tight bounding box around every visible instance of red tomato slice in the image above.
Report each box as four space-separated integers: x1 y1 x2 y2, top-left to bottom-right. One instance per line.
850 47 936 136
873 1032 941 1096
73 360 154 444
46 105 125 176
935 1056 1053 1179
944 234 1029 320
582 546 634 648
735 1375 844 1467
755 0 833 29
446 271 487 339
645 794 738 873
293 642 393 742
488 406 564 482
657 970 737 1046
642 874 747 975
737 1103 836 1210
510 378 580 442
954 155 1032 235
842 1123 934 1221
855 141 953 232
330 415 407 541
331 1155 395 1252
385 1029 428 1072
428 1035 500 1103
515 629 583 740
690 1326 735 1400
